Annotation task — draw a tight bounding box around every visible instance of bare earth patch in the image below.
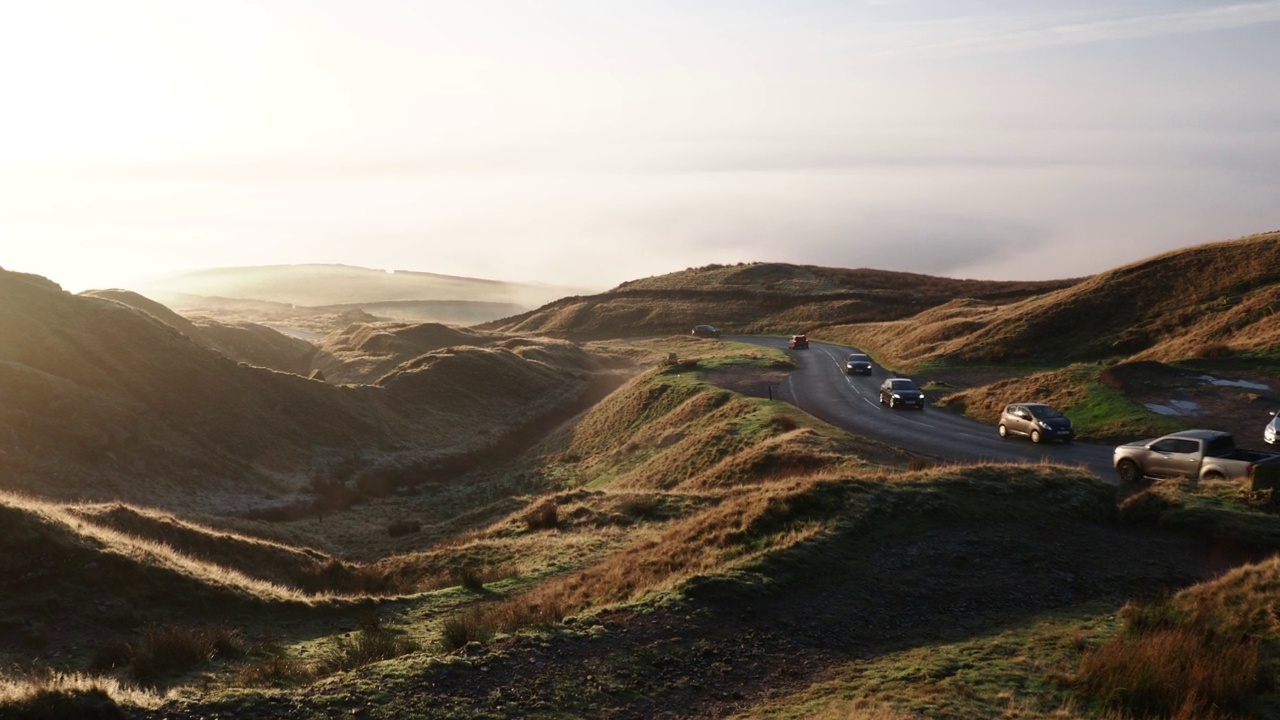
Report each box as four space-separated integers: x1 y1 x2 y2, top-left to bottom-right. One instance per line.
1109 361 1280 445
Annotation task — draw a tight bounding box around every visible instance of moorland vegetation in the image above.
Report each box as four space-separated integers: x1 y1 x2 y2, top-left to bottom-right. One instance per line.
2 231 1280 719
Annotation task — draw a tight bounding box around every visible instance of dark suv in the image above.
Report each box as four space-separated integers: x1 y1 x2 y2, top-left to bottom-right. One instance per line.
788 334 809 349
692 325 721 339
999 403 1073 443
879 378 925 409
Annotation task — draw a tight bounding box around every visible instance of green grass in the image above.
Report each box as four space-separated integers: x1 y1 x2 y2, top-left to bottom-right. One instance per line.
738 608 1122 720
938 364 1183 442
1119 477 1280 550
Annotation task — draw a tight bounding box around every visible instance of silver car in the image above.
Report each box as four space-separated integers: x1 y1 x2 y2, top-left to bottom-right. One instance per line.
999 403 1074 444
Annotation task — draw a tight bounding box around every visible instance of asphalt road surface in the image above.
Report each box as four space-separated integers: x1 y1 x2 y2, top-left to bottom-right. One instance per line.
734 337 1117 480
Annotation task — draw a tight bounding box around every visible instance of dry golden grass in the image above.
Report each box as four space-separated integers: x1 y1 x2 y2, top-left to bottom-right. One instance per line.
1076 625 1257 719
0 263 626 526
484 262 1072 339
1072 554 1280 718
84 288 318 376
0 491 362 606
0 671 159 712
535 364 888 495
312 320 506 383
827 231 1280 370
67 501 341 588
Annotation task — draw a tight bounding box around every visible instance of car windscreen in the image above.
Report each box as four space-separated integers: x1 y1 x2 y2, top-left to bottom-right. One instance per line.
847 354 868 362
890 380 918 391
1028 406 1063 419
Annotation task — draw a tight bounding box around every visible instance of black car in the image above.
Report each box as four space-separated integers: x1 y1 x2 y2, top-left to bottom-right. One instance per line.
692 325 721 339
788 334 809 349
879 378 925 409
845 353 873 375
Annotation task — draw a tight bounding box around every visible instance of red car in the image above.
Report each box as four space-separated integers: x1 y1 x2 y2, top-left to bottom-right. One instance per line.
788 334 809 349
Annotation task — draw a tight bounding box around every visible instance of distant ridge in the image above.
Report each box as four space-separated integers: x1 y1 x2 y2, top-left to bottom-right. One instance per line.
482 262 1078 338
128 263 583 311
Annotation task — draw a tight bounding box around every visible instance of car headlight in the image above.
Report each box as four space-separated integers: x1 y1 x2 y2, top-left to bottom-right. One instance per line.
892 393 901 399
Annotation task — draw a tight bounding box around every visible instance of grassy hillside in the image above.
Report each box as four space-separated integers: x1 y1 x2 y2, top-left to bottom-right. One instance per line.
483 262 1077 339
4 336 1280 719
84 289 318 376
312 321 506 384
0 268 615 516
827 231 1280 371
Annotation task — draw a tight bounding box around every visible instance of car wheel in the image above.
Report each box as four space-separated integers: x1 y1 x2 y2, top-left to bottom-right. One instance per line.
1030 429 1042 444
998 424 1008 438
1117 459 1142 484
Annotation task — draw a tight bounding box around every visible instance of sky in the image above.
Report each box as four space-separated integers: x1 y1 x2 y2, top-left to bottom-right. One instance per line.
1 0 1278 293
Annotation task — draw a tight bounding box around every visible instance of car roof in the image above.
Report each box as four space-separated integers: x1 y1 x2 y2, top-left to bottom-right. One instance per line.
1011 403 1055 410
1166 429 1231 440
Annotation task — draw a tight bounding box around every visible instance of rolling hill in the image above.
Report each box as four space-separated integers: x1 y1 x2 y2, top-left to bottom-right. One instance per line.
82 289 319 376
7 233 1280 719
825 230 1280 369
125 264 584 328
482 262 1078 339
0 268 616 516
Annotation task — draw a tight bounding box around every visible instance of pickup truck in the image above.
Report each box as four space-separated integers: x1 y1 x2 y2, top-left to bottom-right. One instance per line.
1114 429 1280 483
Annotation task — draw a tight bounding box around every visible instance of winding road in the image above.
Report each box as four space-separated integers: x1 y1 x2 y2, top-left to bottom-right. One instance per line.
736 337 1117 480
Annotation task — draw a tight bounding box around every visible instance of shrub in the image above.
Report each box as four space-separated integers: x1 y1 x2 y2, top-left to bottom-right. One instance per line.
1195 341 1234 359
439 597 566 652
439 607 500 651
771 415 799 432
296 558 402 595
386 519 420 537
91 625 247 685
1117 488 1174 524
524 500 559 531
1075 625 1259 718
232 639 313 687
454 566 487 592
1098 366 1124 390
618 495 660 520
907 456 936 472
315 618 419 674
0 688 125 720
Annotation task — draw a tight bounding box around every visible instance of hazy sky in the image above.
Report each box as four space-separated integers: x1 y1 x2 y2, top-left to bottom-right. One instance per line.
2 1 1278 293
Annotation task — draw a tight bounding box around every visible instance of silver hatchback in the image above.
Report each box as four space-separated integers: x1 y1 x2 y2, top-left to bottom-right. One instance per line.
999 403 1074 444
